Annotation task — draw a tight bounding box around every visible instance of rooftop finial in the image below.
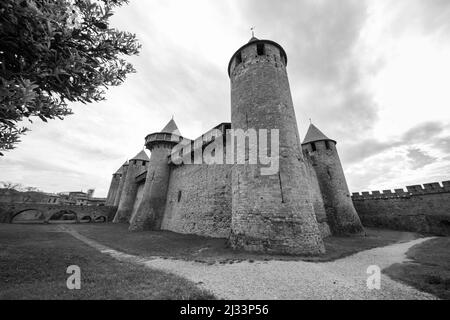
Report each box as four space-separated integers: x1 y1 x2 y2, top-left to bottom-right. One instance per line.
251 26 255 38
309 118 312 124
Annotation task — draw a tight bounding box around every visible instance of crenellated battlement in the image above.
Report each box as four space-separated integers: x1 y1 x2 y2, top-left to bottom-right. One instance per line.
352 181 450 200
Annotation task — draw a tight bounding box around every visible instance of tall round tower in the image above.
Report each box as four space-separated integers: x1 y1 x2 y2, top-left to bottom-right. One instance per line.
113 150 150 223
228 37 324 255
113 161 128 206
105 167 122 206
129 119 183 231
301 124 364 235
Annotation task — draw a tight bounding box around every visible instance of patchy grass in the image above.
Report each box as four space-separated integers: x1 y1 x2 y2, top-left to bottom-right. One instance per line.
384 237 450 300
70 223 421 263
0 224 215 300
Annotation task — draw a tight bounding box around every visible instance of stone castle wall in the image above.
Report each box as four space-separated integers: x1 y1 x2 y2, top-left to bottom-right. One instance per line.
303 140 364 235
352 181 450 235
129 181 145 223
228 40 324 255
161 163 232 238
303 156 331 238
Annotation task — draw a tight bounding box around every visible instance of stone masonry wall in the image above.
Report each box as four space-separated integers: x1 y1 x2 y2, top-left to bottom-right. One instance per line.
161 163 232 238
352 181 450 236
129 181 145 223
304 155 331 238
303 140 364 235
228 40 324 255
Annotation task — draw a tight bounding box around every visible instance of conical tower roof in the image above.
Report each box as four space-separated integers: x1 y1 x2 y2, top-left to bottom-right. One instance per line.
161 118 181 136
114 166 122 174
248 36 259 43
131 150 149 161
122 160 129 167
302 124 335 144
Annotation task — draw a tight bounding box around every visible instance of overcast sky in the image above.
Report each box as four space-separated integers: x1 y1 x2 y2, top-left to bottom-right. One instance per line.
1 0 450 197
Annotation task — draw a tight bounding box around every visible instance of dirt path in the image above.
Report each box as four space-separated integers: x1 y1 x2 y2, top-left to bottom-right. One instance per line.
61 226 438 300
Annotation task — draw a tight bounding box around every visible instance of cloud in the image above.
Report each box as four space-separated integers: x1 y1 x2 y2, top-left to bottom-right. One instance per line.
388 0 450 36
340 121 446 164
406 148 437 170
402 121 445 142
434 137 450 153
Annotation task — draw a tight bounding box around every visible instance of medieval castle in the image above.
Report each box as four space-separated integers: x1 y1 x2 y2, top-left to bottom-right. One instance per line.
105 36 367 256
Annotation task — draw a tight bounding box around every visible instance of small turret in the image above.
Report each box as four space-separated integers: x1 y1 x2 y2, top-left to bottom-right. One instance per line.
105 166 122 206
113 150 150 223
113 161 129 206
129 118 183 231
302 124 364 235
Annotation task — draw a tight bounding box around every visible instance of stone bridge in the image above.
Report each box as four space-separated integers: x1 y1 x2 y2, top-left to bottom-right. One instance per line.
0 202 117 224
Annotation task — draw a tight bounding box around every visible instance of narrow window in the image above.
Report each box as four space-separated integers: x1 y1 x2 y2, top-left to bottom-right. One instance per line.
177 190 182 202
236 52 242 65
257 43 265 56
325 140 330 150
278 172 285 203
311 142 316 152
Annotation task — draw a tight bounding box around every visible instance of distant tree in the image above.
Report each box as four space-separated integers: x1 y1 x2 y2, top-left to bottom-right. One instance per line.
0 181 23 190
0 181 42 192
0 0 141 155
24 186 40 192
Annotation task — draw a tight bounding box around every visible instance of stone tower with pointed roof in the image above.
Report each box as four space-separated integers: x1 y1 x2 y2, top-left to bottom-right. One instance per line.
113 150 150 223
105 36 365 255
129 119 183 231
105 166 122 206
227 36 324 255
113 161 129 206
302 123 364 235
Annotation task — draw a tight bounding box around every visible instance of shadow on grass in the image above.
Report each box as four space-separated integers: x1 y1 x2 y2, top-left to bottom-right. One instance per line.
69 223 422 264
383 237 450 300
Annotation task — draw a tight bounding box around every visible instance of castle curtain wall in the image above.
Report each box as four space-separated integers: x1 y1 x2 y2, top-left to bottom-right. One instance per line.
129 181 146 223
352 182 450 236
304 156 331 238
161 163 232 238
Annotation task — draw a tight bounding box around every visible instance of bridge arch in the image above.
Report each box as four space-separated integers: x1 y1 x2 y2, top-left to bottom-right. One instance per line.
10 209 45 224
94 215 107 223
47 209 79 223
80 215 92 223
0 203 115 224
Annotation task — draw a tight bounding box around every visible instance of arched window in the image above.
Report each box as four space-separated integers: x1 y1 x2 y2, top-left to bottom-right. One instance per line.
236 52 242 65
257 43 265 56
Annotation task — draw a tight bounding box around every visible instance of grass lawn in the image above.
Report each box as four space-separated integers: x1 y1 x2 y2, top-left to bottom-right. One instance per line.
70 223 421 263
0 224 214 300
383 237 450 300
